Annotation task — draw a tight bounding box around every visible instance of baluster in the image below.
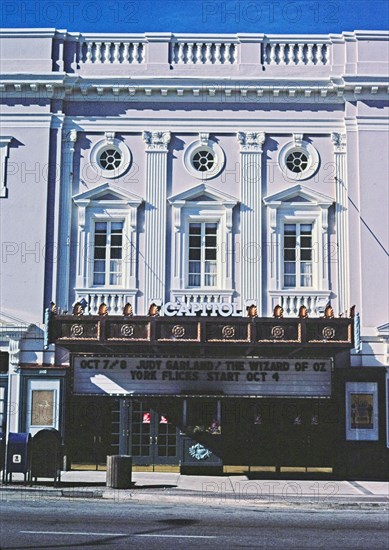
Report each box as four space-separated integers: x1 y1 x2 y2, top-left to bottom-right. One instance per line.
205 43 212 64
95 42 102 63
231 44 237 64
278 43 286 65
113 42 121 63
177 43 185 64
307 44 314 65
187 42 194 64
269 44 277 64
131 43 138 64
107 42 114 63
107 42 113 63
198 43 205 64
85 41 93 63
100 42 106 63
322 44 328 65
284 44 292 65
215 43 222 64
316 44 323 65
139 43 145 63
297 44 305 64
285 296 290 316
122 42 129 63
223 43 230 64
311 296 319 317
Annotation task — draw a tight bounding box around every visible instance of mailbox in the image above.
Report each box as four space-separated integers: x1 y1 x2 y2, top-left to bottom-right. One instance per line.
5 432 31 483
30 429 62 485
0 432 5 482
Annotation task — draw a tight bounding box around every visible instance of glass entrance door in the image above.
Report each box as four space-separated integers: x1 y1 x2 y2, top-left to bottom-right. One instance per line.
126 401 180 466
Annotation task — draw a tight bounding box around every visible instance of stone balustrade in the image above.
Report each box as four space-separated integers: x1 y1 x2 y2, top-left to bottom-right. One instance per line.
269 291 331 317
170 40 238 65
263 41 329 65
171 290 234 304
75 290 137 315
79 40 145 64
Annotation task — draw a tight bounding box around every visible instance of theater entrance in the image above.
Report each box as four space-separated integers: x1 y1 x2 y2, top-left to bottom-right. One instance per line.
120 400 181 466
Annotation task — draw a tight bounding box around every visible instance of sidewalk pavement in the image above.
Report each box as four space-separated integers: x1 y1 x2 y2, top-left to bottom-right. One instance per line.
1 470 388 509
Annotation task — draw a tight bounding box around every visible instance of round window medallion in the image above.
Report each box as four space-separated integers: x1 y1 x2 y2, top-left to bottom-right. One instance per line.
285 150 309 173
192 149 215 173
90 138 132 179
99 148 122 171
184 139 225 180
278 140 319 181
271 326 285 339
70 324 84 337
172 325 186 338
221 325 235 339
322 326 336 339
120 324 135 337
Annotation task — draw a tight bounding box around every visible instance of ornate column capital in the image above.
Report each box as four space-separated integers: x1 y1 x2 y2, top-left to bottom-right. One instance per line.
143 131 171 151
63 129 78 151
237 131 266 152
331 132 346 152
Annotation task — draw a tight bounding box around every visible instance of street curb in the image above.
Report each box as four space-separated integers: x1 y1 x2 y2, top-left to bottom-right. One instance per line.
1 486 388 509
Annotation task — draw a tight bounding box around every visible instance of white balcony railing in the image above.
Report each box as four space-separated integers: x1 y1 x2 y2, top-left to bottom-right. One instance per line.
171 41 238 65
262 41 329 65
171 290 235 304
80 40 145 64
269 291 330 317
75 289 137 315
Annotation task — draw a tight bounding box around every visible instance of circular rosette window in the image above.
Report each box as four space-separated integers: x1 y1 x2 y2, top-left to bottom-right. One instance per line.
278 140 320 181
184 139 225 180
90 138 132 179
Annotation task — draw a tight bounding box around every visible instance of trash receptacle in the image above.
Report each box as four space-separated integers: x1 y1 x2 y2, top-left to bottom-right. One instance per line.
30 429 62 485
106 455 132 489
5 432 31 483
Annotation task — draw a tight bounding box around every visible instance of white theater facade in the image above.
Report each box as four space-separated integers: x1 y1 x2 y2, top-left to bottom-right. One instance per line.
0 29 388 477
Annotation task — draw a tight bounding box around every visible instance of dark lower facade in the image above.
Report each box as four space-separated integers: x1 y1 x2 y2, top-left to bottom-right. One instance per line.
18 313 382 480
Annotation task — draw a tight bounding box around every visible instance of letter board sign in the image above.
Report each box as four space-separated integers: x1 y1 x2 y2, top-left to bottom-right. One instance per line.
73 356 332 397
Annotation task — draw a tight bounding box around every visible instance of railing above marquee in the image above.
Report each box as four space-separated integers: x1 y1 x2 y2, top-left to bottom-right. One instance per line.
46 311 354 352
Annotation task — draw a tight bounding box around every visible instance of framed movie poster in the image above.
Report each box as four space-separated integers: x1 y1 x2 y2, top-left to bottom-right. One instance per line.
345 382 378 441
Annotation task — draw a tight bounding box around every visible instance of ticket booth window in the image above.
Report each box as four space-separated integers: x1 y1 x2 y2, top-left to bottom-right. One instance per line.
185 399 221 434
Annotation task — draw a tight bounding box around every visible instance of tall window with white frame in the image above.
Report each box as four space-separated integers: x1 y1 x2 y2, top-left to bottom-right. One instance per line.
188 222 217 287
283 223 313 288
93 221 124 286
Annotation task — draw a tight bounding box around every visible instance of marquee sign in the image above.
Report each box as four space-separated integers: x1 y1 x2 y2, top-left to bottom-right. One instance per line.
73 356 332 397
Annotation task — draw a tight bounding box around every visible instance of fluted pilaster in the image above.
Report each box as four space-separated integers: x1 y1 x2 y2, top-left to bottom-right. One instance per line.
57 129 77 311
331 132 350 315
237 131 265 312
143 131 171 309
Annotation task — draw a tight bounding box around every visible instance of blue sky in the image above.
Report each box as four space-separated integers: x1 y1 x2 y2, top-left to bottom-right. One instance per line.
0 0 388 33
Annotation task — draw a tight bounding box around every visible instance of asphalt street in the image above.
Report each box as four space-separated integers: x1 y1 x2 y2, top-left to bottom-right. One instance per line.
1 497 388 549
